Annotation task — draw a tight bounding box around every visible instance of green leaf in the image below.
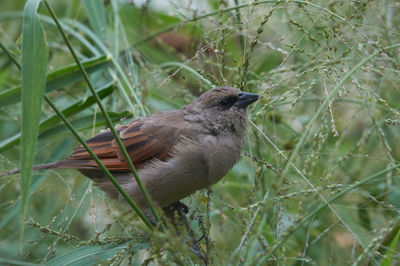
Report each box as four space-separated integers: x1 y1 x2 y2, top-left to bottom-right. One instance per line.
39 110 131 139
381 227 400 266
47 242 149 266
0 55 111 107
20 0 48 248
0 82 115 152
0 257 40 266
83 0 108 41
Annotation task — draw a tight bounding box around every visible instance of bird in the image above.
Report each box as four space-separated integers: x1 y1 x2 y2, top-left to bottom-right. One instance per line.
2 86 260 212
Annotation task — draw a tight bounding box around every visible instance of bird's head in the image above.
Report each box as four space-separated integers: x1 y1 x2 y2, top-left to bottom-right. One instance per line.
183 86 261 134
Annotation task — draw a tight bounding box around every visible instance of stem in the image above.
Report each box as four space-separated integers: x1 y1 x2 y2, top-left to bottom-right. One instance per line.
279 43 400 182
134 0 349 46
43 95 154 229
43 0 161 224
257 162 400 264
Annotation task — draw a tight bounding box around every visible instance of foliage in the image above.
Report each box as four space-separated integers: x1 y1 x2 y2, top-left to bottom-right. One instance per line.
0 0 399 265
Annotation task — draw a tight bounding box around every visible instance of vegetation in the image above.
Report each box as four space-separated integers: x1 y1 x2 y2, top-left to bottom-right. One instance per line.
0 0 399 265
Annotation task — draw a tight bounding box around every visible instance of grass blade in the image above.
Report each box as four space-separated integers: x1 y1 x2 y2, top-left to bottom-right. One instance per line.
47 242 149 266
160 62 214 87
0 55 111 107
83 0 108 41
38 110 131 139
0 82 115 152
381 227 400 266
0 258 40 266
20 0 48 249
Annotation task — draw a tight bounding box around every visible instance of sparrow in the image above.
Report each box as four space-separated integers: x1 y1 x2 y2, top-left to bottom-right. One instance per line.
2 86 260 211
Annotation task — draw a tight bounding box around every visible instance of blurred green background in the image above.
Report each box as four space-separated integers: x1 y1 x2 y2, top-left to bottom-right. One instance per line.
0 0 400 265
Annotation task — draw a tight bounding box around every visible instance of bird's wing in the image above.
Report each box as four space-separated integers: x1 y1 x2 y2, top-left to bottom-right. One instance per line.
64 119 177 171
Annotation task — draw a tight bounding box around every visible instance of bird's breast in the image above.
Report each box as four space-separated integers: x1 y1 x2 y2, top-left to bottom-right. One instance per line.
113 133 244 209
201 132 244 185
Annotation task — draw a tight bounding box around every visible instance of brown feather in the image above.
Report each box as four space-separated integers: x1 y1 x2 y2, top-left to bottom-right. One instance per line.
65 120 175 171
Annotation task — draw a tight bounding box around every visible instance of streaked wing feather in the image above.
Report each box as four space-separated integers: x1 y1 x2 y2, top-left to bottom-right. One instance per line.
65 121 173 171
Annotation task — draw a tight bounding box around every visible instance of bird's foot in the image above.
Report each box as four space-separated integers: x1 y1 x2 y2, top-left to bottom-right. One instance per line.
170 201 189 214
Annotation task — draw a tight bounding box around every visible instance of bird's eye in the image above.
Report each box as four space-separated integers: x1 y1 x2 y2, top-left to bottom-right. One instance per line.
218 96 238 110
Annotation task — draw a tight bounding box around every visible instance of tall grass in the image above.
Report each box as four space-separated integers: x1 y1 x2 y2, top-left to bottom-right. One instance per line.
0 0 399 265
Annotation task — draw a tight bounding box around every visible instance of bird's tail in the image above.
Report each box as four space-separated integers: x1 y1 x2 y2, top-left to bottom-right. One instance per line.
0 162 60 177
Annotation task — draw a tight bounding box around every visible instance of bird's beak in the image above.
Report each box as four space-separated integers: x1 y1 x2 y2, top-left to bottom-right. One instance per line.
235 91 261 108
